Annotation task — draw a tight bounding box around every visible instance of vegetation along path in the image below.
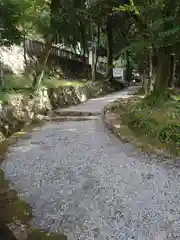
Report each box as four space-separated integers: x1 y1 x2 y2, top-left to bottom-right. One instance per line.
1 86 180 240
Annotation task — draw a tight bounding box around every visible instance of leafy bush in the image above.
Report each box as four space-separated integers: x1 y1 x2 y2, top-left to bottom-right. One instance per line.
121 92 180 155
140 90 172 108
128 112 158 136
158 123 180 147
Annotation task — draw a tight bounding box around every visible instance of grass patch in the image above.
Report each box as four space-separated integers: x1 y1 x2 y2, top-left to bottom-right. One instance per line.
0 74 86 105
5 74 32 89
3 74 85 89
0 168 32 225
0 91 10 103
0 89 33 104
27 229 67 240
134 87 145 96
43 78 84 89
116 90 180 156
0 167 67 238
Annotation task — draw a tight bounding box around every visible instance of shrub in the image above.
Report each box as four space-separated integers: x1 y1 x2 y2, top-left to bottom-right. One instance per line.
127 111 158 137
158 123 180 147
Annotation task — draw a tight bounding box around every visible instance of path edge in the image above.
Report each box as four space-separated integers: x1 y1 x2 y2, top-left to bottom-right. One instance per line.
101 100 180 162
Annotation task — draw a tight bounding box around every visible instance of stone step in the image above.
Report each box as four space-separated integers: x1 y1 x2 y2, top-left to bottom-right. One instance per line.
53 110 100 117
43 115 100 122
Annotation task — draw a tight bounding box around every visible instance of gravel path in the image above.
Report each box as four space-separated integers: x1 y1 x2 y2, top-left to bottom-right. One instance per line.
1 87 180 240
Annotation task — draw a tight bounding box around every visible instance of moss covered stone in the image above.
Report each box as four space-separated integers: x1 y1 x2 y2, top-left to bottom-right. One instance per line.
0 166 67 239
7 199 32 224
27 229 67 240
0 168 5 187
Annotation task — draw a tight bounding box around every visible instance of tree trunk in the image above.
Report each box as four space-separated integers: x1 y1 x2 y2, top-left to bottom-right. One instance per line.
95 25 100 74
148 46 153 91
32 0 59 90
33 34 54 90
144 75 149 94
0 62 5 88
91 45 96 81
168 53 176 88
143 49 149 94
138 54 145 87
153 47 171 93
106 15 113 80
142 46 154 94
80 23 86 59
23 33 28 67
125 50 133 82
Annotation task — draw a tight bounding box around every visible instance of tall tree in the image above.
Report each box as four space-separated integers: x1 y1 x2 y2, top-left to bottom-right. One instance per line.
0 0 21 87
128 0 180 93
0 0 21 46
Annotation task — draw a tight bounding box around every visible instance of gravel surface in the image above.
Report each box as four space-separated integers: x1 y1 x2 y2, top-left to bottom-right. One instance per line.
1 87 180 240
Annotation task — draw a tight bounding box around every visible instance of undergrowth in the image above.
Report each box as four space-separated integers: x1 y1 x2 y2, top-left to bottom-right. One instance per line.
0 167 67 239
121 90 180 155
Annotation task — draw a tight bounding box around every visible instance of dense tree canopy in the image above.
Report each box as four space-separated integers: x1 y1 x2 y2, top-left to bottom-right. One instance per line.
0 0 21 45
0 0 180 92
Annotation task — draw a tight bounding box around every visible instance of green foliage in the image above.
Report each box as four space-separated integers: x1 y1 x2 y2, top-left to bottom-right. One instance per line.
17 0 50 39
1 0 179 92
135 0 179 29
114 0 139 15
128 112 157 136
7 199 32 223
159 123 180 148
122 92 180 155
0 0 21 45
27 230 67 240
140 90 172 108
0 168 5 187
0 167 66 238
50 0 90 51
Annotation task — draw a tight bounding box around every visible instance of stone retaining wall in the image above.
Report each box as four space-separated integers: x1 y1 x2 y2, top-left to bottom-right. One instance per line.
0 81 114 141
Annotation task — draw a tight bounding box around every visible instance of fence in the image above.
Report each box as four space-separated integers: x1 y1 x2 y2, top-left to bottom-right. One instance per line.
25 39 107 73
25 39 88 63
